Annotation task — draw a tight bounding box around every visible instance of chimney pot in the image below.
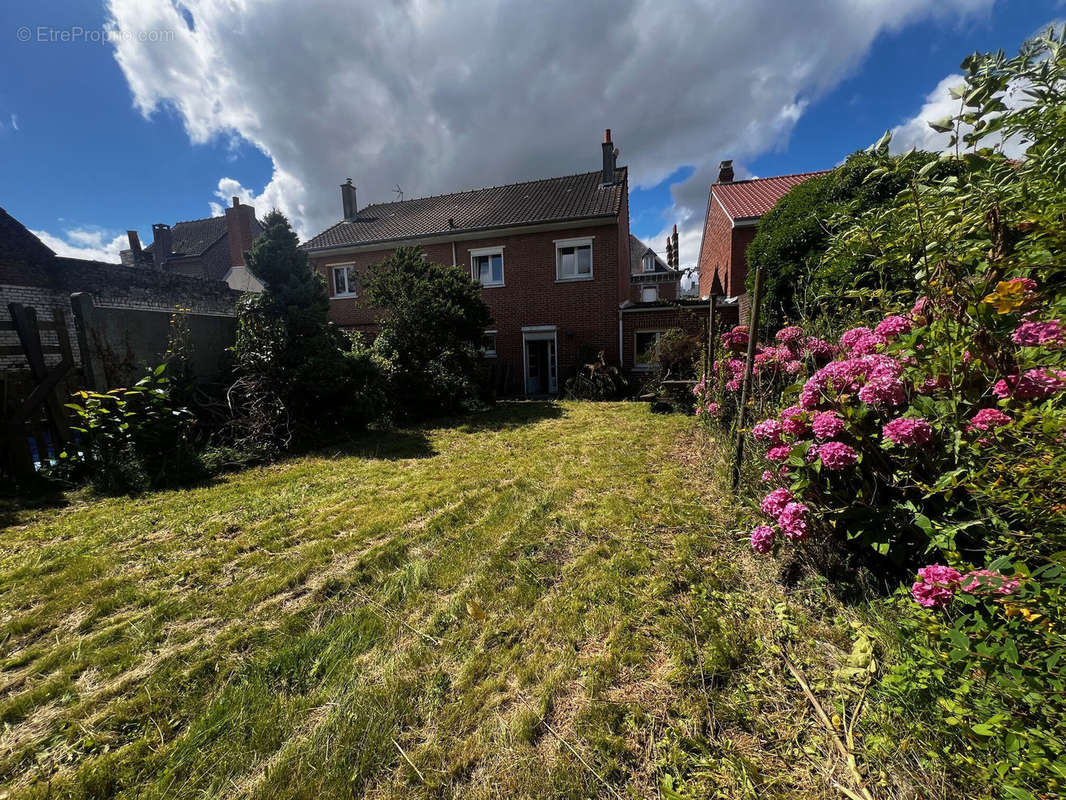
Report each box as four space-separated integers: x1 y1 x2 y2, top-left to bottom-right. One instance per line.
151 223 172 271
225 200 256 267
232 196 240 207
604 128 611 143
601 130 618 185
341 179 358 221
717 160 735 183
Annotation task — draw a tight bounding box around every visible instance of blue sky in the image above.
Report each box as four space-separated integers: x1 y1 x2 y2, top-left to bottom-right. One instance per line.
1 1 1062 265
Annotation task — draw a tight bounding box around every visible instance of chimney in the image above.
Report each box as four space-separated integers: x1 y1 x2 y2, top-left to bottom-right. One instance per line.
341 178 358 220
225 196 256 267
665 236 674 270
121 230 144 266
671 224 680 269
151 224 172 271
601 129 618 185
717 160 734 183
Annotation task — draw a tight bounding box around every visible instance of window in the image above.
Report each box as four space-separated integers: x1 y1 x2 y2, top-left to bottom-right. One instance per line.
471 247 504 287
640 285 658 302
555 237 593 281
331 264 357 297
643 252 656 272
482 330 498 357
634 330 664 370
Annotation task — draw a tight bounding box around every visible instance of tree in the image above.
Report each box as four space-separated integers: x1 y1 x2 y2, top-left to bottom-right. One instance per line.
230 211 381 451
363 246 493 420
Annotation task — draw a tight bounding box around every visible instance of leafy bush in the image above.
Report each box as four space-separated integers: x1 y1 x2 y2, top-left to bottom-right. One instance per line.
55 364 204 493
363 246 493 421
229 211 383 453
654 328 702 378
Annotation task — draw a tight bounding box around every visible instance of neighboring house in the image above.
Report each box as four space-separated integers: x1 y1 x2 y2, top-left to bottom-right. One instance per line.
696 160 828 321
303 130 641 395
121 198 265 292
1 207 240 380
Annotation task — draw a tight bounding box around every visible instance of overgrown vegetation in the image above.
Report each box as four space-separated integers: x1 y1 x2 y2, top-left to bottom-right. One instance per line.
701 28 1066 799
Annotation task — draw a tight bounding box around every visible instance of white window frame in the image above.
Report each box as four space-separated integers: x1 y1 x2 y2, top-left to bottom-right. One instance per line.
330 263 358 298
640 285 659 302
483 329 498 358
554 237 594 282
633 329 666 371
470 246 505 288
642 252 656 272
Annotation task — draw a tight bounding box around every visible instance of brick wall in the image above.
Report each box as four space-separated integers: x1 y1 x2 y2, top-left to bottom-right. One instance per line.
311 220 626 393
697 197 734 297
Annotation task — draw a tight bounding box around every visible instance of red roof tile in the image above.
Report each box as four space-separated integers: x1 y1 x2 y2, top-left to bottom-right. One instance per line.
711 171 829 221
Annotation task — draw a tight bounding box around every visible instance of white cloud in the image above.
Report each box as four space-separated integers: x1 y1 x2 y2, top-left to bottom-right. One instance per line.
30 228 128 262
105 0 996 267
9 114 17 131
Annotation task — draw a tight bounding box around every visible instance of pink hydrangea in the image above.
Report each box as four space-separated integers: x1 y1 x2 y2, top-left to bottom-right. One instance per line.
849 331 888 355
911 564 964 608
805 444 820 463
706 402 720 417
818 441 858 470
760 487 793 517
760 469 774 482
776 326 804 345
811 411 845 440
875 315 912 339
840 327 873 351
750 525 775 554
801 337 835 362
752 418 783 444
967 408 1011 433
1012 320 1064 347
911 296 931 321
721 325 750 352
961 569 1020 595
883 417 933 446
777 502 809 540
993 368 1066 400
917 375 949 395
780 405 811 437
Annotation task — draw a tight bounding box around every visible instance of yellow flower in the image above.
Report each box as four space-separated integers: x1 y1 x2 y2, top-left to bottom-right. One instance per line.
981 280 1029 314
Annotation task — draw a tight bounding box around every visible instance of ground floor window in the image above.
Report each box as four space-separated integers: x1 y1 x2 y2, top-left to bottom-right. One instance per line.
634 330 665 370
482 330 497 357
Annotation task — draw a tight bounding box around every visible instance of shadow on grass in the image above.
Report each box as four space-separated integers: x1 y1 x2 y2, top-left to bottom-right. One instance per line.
0 481 69 530
447 400 564 433
320 429 438 461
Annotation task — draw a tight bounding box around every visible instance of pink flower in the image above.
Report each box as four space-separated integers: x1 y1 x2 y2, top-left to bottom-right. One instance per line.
776 326 804 344
917 375 949 395
725 378 741 392
1012 320 1064 347
760 469 774 482
883 417 933 446
911 296 931 321
777 502 809 540
752 419 783 444
993 368 1066 400
750 525 775 554
721 325 750 352
766 444 793 463
858 376 906 407
961 569 1020 596
804 337 835 361
811 411 845 440
818 441 858 470
840 327 873 351
760 487 793 517
805 444 820 463
780 405 811 437
911 564 963 608
967 408 1011 433
875 315 912 339
706 402 720 417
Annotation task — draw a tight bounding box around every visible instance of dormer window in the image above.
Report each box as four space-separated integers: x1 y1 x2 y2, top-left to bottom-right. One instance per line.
642 252 656 272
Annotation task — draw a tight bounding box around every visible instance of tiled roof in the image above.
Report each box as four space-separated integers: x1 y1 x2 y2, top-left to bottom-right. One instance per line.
0 207 55 264
711 171 829 220
628 234 674 275
302 168 627 251
145 215 264 257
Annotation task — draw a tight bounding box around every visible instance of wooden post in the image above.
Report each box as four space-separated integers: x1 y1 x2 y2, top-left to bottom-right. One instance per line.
732 268 764 490
707 293 717 383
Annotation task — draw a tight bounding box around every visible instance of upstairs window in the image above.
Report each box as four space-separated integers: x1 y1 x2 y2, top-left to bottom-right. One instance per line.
471 247 504 287
555 238 593 281
643 252 656 272
331 264 357 297
640 285 658 302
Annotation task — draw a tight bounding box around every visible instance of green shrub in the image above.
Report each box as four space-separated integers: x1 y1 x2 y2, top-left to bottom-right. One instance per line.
54 364 204 493
363 246 493 421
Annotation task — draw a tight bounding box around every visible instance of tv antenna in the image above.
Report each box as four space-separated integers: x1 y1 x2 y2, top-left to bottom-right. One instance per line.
394 184 404 202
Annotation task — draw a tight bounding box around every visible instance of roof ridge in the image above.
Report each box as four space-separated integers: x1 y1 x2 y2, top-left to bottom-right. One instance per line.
357 167 623 213
713 169 830 187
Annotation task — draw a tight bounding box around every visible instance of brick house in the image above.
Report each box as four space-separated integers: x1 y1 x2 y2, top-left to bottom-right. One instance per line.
303 130 691 395
696 160 827 321
120 197 265 292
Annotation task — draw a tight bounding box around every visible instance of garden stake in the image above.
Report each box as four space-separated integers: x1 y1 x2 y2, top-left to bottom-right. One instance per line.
732 267 764 490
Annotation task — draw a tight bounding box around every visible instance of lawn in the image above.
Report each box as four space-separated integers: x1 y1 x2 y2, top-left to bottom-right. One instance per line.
0 402 911 799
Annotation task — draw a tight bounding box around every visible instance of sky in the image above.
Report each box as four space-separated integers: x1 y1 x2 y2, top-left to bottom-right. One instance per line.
1 0 1062 283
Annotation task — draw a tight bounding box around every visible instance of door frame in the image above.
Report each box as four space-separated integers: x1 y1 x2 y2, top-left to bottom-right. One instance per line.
521 325 558 395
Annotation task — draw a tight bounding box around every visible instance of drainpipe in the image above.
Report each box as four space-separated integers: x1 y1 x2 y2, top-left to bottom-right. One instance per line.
451 241 456 266
618 314 624 368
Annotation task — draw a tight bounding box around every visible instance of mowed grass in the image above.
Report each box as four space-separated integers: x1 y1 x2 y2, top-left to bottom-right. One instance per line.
0 402 902 799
